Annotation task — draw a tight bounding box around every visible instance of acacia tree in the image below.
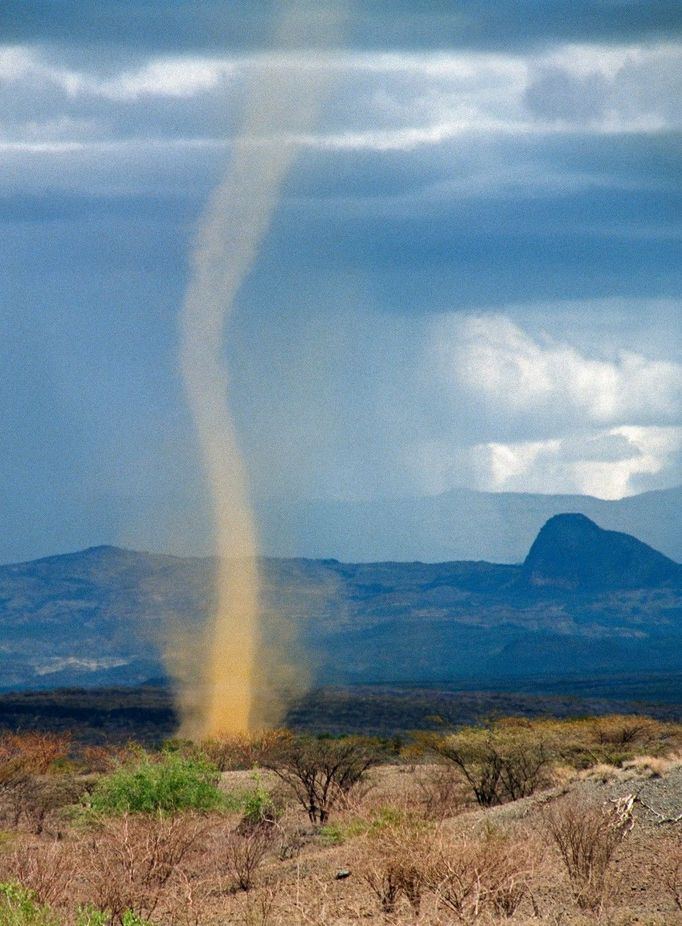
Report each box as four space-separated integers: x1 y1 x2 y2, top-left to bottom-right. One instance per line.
262 735 378 824
419 722 550 807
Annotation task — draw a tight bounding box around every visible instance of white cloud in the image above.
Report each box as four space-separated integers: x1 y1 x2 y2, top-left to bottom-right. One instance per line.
1 41 681 152
0 46 234 100
0 46 36 80
94 58 235 100
435 314 681 425
295 117 526 152
410 311 682 499
0 45 81 94
468 426 682 499
524 42 682 132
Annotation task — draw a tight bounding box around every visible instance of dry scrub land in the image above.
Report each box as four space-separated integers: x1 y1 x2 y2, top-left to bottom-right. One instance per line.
2 716 682 925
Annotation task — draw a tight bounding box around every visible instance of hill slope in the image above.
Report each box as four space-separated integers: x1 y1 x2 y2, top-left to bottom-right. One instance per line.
0 516 680 694
522 513 682 590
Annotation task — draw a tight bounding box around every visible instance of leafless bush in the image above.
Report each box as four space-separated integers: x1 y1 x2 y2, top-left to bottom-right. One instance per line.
223 824 274 892
432 847 483 920
430 828 537 922
416 765 467 820
361 819 435 918
364 861 404 916
200 730 288 772
0 838 79 909
240 885 280 926
592 715 668 749
272 818 305 861
484 838 537 917
542 794 634 911
0 733 79 834
0 770 38 830
78 743 138 774
0 771 84 835
81 812 211 924
366 860 426 918
0 733 72 773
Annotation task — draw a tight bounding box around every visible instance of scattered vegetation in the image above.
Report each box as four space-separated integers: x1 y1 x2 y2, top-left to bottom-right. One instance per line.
221 824 275 892
222 773 279 828
0 733 83 835
0 715 680 924
80 813 208 923
429 826 539 921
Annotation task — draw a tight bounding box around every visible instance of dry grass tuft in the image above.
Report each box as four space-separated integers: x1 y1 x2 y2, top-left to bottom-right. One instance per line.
415 765 469 821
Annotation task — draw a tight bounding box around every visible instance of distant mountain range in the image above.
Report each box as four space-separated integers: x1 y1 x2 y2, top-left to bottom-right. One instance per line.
256 485 682 563
0 513 680 698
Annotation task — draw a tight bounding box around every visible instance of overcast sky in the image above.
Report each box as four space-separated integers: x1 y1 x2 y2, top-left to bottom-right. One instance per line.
1 1 681 562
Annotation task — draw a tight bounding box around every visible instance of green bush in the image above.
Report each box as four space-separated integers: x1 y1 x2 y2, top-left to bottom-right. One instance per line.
223 774 278 826
240 774 277 826
121 913 154 926
76 907 108 926
87 751 224 816
76 906 154 926
0 882 58 926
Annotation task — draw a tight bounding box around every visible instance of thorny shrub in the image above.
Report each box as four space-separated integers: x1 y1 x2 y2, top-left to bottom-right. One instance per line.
196 730 288 772
416 765 468 821
0 775 86 836
0 840 79 910
416 715 682 808
539 715 682 769
361 819 434 917
542 793 635 911
77 744 140 776
662 835 682 911
358 818 539 922
221 824 275 892
0 735 72 776
80 812 211 925
429 826 539 921
0 734 76 833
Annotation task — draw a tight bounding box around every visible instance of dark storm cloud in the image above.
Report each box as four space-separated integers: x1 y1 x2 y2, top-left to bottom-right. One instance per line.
1 2 680 561
262 171 682 309
0 191 194 224
2 1 680 54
